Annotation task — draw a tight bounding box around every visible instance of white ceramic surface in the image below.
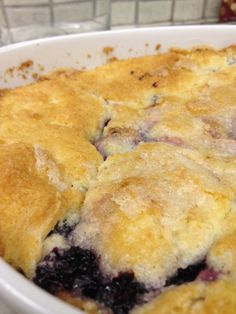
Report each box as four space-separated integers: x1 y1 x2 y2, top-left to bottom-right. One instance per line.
0 25 236 314
0 296 15 314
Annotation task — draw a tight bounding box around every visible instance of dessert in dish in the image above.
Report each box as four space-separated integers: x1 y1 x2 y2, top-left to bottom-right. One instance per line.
1 46 236 314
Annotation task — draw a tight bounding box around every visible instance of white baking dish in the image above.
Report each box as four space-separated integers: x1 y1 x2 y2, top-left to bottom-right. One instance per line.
0 25 236 314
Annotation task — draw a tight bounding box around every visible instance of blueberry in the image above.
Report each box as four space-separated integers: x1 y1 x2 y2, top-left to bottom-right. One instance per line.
165 261 206 286
34 247 146 314
98 273 146 314
35 249 212 314
34 247 101 294
198 267 218 282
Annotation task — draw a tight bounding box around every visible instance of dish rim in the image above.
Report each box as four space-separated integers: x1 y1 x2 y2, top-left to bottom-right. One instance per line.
0 24 235 54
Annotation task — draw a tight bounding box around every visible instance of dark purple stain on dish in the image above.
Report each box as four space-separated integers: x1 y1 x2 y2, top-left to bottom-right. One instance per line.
197 267 219 282
34 246 146 314
165 261 207 286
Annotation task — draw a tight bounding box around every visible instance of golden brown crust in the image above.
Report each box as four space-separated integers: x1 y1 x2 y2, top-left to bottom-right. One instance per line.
0 76 106 187
73 143 234 287
131 280 236 314
0 143 67 277
57 292 103 314
2 46 236 312
0 74 107 277
208 231 236 277
62 46 236 109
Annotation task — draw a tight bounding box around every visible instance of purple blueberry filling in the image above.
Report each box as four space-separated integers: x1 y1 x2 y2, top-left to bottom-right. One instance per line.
48 220 75 238
34 247 100 294
34 247 146 314
198 267 219 282
98 273 146 314
165 261 207 286
34 248 216 314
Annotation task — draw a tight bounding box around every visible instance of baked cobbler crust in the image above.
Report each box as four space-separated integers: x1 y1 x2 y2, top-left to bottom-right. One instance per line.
1 46 236 313
73 142 233 287
131 280 236 314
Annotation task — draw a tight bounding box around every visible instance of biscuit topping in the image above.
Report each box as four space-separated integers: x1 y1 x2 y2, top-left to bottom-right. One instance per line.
2 46 236 314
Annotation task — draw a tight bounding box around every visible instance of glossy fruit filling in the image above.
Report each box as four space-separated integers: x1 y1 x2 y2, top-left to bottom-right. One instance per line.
34 245 218 314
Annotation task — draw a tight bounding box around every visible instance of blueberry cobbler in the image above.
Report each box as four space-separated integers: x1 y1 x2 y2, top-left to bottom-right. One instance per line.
1 46 236 314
